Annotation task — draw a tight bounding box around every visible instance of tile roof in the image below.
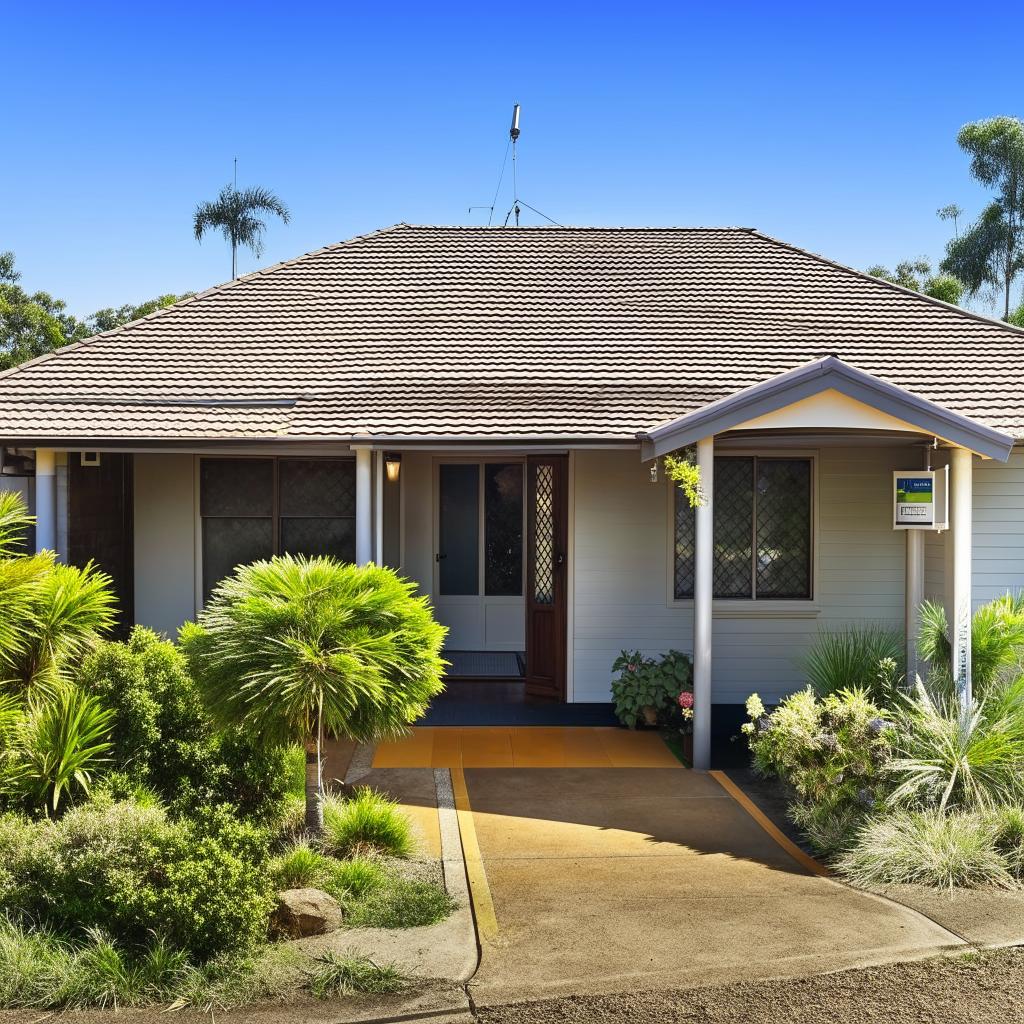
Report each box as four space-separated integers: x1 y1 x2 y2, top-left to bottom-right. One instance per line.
2 223 1024 443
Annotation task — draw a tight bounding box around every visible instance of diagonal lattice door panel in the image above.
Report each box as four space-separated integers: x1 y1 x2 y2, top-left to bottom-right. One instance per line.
674 487 696 598
756 459 811 598
713 458 753 598
533 464 555 604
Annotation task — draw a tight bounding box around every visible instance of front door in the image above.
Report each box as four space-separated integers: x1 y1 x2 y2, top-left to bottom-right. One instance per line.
525 455 568 700
69 452 134 634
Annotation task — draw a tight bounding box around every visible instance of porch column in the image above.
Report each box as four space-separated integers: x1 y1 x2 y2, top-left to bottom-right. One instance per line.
354 447 373 565
693 435 714 771
34 448 56 553
374 451 384 565
950 446 973 709
904 530 925 683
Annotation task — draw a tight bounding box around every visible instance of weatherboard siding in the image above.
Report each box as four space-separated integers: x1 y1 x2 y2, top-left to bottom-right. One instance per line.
972 449 1024 606
570 446 910 705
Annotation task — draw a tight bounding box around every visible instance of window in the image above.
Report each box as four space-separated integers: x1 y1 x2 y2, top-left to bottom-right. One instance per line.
674 456 812 601
200 457 355 599
437 461 524 597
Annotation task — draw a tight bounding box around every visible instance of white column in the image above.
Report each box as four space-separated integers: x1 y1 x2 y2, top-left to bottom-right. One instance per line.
354 447 373 565
374 451 384 566
693 436 714 771
34 448 56 553
950 447 973 710
905 529 925 684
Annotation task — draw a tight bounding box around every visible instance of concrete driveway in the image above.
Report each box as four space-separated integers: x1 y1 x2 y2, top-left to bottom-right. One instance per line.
367 726 967 1007
463 764 965 1005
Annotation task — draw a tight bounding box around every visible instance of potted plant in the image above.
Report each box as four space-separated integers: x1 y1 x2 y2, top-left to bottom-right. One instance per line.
611 649 693 729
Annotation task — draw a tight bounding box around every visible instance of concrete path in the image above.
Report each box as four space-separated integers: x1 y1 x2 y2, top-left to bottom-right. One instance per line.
464 765 965 1005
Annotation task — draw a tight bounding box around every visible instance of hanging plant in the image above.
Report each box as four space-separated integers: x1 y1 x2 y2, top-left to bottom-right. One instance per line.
663 447 705 509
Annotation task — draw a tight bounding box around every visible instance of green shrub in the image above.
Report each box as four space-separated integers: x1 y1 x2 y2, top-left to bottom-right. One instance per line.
887 680 1024 812
270 841 336 890
0 917 301 1011
78 629 302 821
990 805 1024 878
742 688 892 855
836 810 1014 890
918 593 1024 694
610 649 692 728
0 797 274 962
306 950 404 998
322 788 414 859
329 856 389 898
13 683 114 812
342 875 455 929
802 625 904 701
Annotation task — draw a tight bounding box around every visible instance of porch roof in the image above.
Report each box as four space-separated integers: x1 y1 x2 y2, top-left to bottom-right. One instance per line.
638 356 1016 462
3 225 1024 445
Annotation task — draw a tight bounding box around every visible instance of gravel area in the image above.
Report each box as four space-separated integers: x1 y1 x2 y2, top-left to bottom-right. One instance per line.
475 947 1024 1024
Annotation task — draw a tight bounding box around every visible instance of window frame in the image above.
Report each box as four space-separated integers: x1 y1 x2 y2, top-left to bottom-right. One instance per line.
665 448 820 617
194 454 356 609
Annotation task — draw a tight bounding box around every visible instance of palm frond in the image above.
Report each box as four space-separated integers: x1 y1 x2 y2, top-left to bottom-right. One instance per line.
192 183 289 259
0 491 34 557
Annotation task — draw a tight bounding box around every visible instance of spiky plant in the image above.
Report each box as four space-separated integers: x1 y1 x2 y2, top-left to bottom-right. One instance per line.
918 593 1024 695
0 493 116 691
802 625 905 700
180 556 446 835
887 679 1024 812
193 184 290 279
16 683 114 813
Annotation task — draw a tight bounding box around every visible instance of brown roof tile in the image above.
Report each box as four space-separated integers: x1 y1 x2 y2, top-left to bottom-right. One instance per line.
2 224 1023 442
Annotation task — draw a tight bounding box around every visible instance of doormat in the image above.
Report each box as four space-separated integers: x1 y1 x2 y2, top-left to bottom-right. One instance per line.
445 651 525 678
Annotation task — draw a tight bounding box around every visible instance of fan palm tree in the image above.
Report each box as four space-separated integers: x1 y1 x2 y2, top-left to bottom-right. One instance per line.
193 184 291 280
180 556 447 834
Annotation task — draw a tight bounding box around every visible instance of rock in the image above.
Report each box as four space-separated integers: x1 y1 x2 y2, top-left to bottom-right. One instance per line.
270 887 344 939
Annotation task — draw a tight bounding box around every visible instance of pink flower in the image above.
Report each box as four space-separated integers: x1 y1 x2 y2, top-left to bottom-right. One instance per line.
678 691 694 710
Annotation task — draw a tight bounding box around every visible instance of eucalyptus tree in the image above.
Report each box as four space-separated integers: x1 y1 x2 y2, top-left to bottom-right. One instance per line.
180 556 446 834
941 117 1024 319
193 184 291 279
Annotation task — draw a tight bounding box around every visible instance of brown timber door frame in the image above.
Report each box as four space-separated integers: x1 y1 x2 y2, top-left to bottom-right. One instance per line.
525 455 568 700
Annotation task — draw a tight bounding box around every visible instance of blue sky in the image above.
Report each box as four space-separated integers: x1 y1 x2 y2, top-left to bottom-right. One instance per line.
3 1 1019 316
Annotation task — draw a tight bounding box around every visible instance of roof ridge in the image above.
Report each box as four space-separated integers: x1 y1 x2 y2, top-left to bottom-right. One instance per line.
0 223 416 383
747 229 1024 338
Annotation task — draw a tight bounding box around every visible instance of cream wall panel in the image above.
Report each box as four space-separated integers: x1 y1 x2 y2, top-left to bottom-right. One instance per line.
133 454 196 638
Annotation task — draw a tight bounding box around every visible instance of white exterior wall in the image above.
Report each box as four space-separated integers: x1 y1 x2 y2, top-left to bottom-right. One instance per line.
571 446 910 705
133 453 196 638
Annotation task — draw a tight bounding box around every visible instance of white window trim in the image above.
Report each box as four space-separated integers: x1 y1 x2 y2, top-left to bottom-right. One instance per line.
665 447 820 617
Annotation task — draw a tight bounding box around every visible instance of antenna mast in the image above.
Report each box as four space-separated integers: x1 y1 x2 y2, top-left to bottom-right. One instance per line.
509 104 521 227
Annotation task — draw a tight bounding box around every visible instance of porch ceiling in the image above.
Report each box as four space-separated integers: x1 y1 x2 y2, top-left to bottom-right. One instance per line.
638 357 1015 462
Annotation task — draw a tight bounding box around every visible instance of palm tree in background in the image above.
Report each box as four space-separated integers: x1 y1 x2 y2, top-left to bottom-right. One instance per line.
193 183 290 280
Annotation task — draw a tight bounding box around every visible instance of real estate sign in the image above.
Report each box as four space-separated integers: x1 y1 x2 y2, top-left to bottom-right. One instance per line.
893 471 935 528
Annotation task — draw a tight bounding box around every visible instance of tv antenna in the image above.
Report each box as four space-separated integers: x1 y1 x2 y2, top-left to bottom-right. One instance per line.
468 104 561 227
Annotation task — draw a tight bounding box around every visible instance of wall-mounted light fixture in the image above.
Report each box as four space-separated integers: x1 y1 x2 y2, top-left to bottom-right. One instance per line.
384 452 402 483
649 459 659 484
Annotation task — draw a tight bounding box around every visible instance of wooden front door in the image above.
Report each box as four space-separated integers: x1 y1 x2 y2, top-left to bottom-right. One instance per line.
525 455 568 700
69 453 134 634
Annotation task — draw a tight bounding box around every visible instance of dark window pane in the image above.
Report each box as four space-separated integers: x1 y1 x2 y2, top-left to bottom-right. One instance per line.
281 517 356 561
673 486 695 599
713 458 754 599
279 459 356 517
202 517 273 599
201 459 273 517
485 463 523 596
756 459 812 599
439 464 479 595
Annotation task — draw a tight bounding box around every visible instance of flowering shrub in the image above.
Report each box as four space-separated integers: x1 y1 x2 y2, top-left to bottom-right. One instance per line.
611 649 693 729
742 688 893 854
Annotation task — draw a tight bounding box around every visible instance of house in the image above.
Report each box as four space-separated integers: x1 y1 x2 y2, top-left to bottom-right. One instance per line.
1 224 1022 768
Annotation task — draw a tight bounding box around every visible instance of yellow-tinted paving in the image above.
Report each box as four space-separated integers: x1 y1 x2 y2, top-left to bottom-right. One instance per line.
371 726 680 769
